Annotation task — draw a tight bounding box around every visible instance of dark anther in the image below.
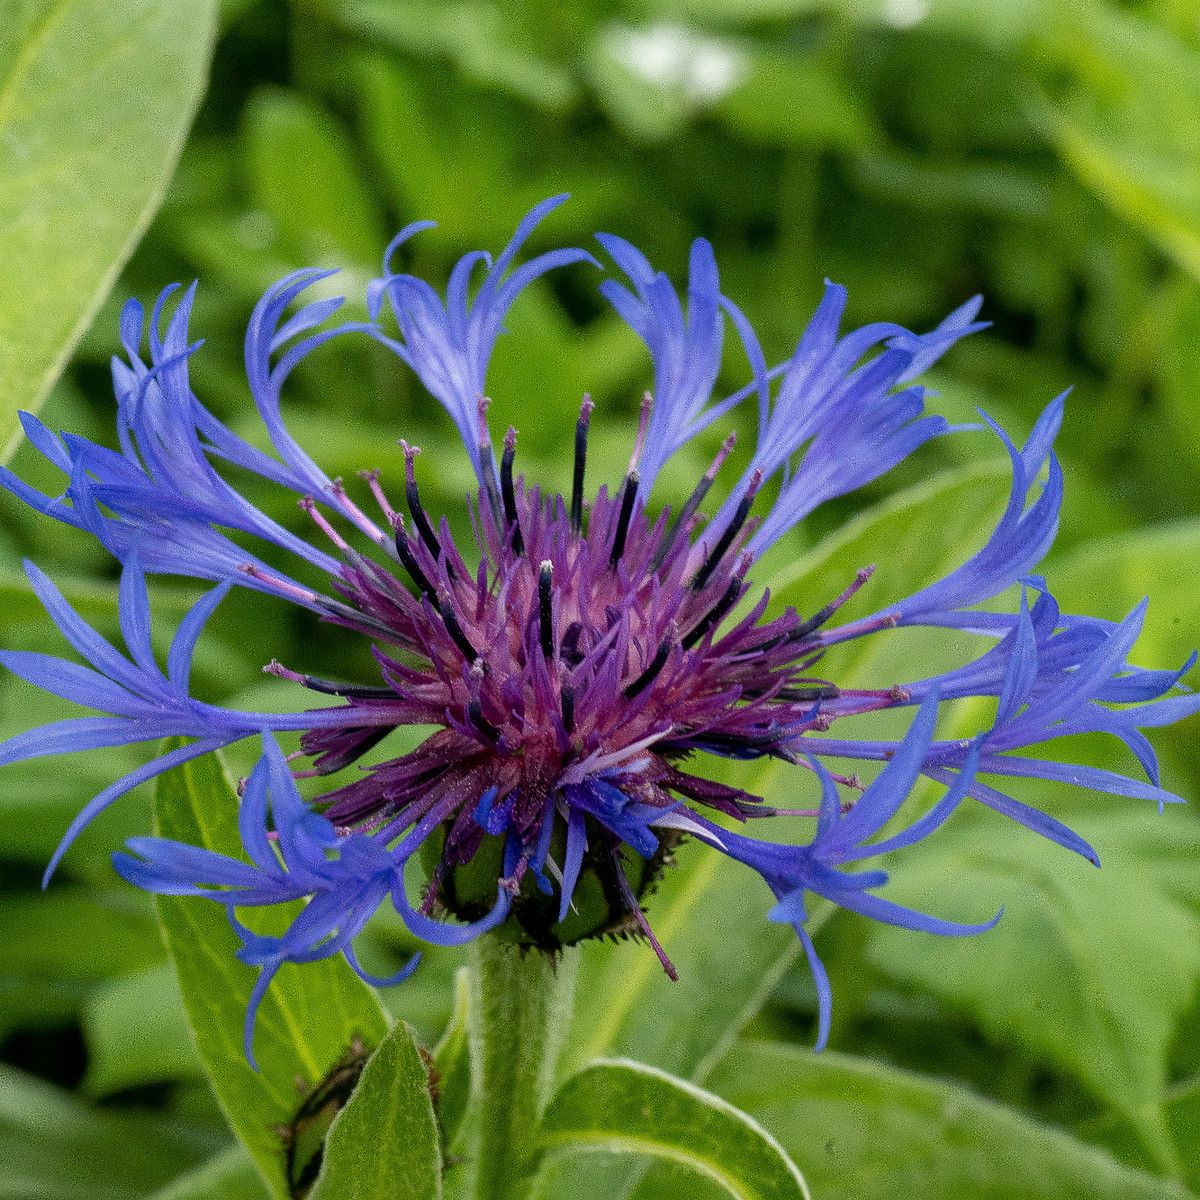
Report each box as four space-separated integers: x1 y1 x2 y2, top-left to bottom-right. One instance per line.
570 397 593 536
560 622 585 667
625 637 672 699
468 698 500 743
393 520 440 612
477 398 504 526
776 685 841 702
650 432 737 573
681 576 743 650
538 560 555 660
440 604 479 663
500 428 524 555
402 449 443 562
789 599 846 643
608 471 639 568
561 684 575 734
295 676 397 700
690 470 761 592
312 726 396 775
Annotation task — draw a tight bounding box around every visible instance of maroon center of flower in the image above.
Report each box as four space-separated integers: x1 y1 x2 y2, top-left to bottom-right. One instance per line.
263 406 901 933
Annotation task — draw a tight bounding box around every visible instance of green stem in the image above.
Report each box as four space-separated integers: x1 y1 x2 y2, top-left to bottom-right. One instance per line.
468 937 578 1200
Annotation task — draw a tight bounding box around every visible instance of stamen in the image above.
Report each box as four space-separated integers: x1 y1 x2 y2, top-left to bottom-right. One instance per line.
237 563 325 606
311 725 396 775
440 599 480 663
400 441 443 561
690 469 762 591
477 396 504 525
500 426 524 555
391 514 439 610
790 565 877 642
561 684 575 734
650 431 736 572
772 684 841 702
468 698 500 743
298 495 351 554
681 574 744 650
538 560 555 660
625 637 671 699
627 391 653 475
570 396 594 536
329 477 385 545
263 659 396 699
358 468 397 525
608 470 639 568
611 848 677 981
238 564 409 643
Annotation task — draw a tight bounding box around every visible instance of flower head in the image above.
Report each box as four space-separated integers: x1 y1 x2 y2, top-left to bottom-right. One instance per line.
3 199 1196 1061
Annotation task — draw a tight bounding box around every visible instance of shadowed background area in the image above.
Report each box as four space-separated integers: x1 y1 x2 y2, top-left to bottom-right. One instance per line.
3 1 1200 1197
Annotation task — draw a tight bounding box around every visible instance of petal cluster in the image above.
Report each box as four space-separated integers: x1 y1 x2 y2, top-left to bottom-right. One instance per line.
2 198 1196 1060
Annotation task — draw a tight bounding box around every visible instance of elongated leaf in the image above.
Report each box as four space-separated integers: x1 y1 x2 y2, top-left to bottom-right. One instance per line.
709 1040 1196 1200
1039 4 1200 281
309 1020 441 1200
147 1145 271 1200
155 744 391 1200
0 0 217 460
537 1059 808 1200
864 809 1200 1172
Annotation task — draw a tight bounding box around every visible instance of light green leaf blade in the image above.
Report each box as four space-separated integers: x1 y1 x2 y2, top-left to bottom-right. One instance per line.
308 1019 441 1200
0 0 217 460
709 1040 1197 1200
155 745 391 1200
1039 4 1200 280
147 1145 271 1200
864 810 1200 1172
537 1059 808 1200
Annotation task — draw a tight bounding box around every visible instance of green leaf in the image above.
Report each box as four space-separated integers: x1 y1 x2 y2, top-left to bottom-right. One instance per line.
1040 4 1200 280
536 1059 809 1200
863 809 1200 1172
0 1062 207 1198
709 1040 1197 1200
718 50 876 150
242 87 386 269
0 0 217 460
0 569 195 626
147 1145 271 1200
1050 516 1200 678
155 744 391 1200
335 0 577 110
762 456 1012 633
308 1020 441 1200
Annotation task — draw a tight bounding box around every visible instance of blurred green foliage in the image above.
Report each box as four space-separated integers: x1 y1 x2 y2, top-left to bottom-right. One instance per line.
4 0 1200 1195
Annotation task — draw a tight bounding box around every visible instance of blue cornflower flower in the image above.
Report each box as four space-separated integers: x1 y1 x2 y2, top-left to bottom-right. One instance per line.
2 197 1196 1059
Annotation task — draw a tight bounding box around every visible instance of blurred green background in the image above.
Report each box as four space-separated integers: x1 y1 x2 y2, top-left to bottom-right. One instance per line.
5 0 1200 1196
